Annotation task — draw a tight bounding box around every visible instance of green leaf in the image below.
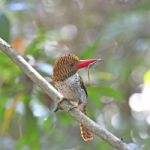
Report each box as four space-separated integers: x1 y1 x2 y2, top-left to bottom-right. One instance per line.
99 85 123 100
58 112 73 125
42 117 52 130
25 32 46 57
15 107 40 150
87 86 102 107
79 37 101 59
0 13 10 42
87 85 123 102
96 139 113 149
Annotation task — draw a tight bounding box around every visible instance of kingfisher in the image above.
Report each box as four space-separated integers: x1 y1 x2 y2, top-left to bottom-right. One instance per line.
52 53 102 141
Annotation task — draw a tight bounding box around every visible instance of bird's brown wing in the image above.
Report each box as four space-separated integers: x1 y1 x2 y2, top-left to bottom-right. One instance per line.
79 75 88 97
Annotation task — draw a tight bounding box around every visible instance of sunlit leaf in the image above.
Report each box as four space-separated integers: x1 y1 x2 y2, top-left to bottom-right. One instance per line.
0 94 22 135
144 70 150 85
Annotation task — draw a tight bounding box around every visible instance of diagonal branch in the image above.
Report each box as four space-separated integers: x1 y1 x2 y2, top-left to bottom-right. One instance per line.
0 38 130 150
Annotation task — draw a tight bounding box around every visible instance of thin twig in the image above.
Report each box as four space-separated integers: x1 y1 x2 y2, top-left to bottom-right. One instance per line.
0 37 131 150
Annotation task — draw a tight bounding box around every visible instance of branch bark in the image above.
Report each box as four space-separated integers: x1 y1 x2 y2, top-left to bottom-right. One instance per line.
0 38 131 150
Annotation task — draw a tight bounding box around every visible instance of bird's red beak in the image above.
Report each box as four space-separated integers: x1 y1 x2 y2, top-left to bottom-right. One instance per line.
76 58 103 69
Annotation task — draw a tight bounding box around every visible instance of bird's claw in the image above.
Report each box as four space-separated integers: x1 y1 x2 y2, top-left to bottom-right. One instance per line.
68 106 78 112
54 98 80 112
54 99 65 112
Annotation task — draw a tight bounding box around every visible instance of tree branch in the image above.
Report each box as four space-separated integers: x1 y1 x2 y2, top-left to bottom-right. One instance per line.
0 38 131 150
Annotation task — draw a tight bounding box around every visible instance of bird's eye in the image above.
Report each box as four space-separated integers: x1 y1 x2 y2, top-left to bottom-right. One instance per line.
69 63 74 67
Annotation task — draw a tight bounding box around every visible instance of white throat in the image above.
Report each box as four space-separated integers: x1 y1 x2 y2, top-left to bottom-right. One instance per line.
64 73 80 83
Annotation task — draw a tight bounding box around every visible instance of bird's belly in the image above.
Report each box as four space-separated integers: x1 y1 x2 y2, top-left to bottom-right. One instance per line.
55 80 87 105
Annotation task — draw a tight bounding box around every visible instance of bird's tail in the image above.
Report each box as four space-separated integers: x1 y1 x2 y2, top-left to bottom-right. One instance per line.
79 109 93 141
80 123 93 141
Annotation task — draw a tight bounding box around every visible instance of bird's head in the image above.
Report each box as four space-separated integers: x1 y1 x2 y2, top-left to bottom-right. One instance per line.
52 53 102 82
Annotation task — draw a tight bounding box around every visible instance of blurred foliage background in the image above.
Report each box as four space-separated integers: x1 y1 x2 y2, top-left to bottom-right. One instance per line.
0 0 150 150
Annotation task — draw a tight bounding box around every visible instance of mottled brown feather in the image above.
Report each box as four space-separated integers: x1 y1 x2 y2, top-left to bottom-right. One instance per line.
52 54 79 82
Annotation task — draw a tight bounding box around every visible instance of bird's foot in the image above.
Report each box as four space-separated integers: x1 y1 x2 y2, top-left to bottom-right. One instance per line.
54 98 80 112
54 105 62 112
68 105 78 112
67 100 81 112
54 99 66 112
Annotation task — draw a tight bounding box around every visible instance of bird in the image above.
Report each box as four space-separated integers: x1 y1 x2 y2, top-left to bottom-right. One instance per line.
52 53 102 141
